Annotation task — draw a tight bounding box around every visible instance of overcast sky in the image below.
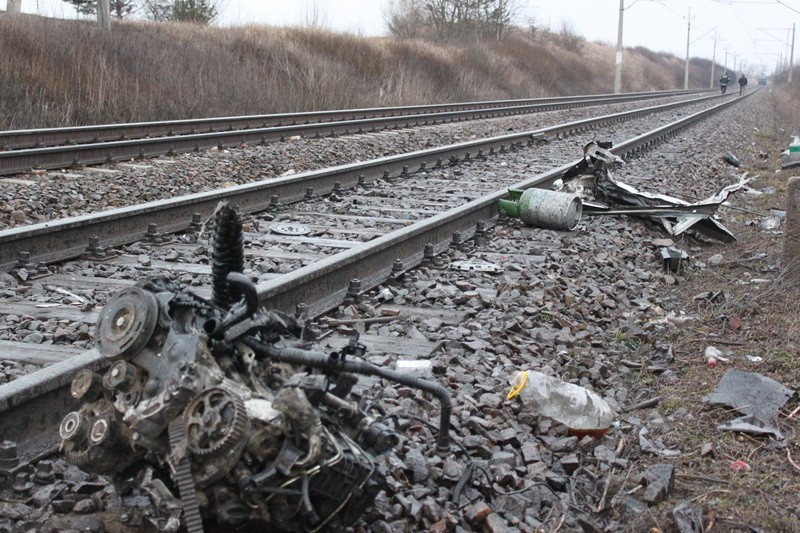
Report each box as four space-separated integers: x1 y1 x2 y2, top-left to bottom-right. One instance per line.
18 0 800 74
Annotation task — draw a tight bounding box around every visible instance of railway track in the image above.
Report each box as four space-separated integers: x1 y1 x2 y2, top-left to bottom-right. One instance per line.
0 88 758 466
0 91 726 272
0 89 711 176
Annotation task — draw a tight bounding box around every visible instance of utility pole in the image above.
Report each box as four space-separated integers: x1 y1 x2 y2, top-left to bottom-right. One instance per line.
790 23 796 82
724 47 728 73
684 6 691 89
5 0 21 13
710 30 717 89
614 0 624 93
98 0 110 30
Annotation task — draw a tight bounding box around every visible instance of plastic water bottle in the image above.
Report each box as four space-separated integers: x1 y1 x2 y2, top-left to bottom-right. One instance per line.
506 370 615 438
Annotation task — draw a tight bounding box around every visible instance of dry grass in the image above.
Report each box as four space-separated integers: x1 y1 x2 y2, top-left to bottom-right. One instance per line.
0 13 721 129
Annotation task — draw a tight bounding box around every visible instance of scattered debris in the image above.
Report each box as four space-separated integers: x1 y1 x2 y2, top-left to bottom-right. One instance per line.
269 222 311 235
759 216 782 230
744 355 763 363
395 359 434 377
722 151 740 167
703 346 731 367
659 247 689 273
730 460 751 473
558 141 748 242
693 290 727 303
638 427 681 457
703 369 795 438
450 259 503 273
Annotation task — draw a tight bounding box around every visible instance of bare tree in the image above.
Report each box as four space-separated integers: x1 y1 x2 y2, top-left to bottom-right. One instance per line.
385 0 427 38
143 0 222 24
143 0 171 21
61 0 139 18
556 19 584 53
302 0 328 29
385 0 523 41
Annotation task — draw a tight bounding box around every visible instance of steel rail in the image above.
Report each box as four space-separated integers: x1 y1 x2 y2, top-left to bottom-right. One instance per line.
0 89 708 151
0 90 757 460
0 91 716 177
0 92 727 272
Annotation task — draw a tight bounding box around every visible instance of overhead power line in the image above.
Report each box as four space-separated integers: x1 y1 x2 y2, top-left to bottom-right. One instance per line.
774 0 800 16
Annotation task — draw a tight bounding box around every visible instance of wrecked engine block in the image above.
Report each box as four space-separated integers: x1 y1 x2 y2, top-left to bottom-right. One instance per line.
60 275 396 531
58 203 451 532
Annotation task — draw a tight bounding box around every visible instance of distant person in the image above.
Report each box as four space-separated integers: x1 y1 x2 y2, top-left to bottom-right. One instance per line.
738 73 748 95
719 72 730 94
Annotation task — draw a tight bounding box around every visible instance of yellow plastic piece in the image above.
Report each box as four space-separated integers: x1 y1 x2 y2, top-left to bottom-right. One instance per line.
506 370 528 400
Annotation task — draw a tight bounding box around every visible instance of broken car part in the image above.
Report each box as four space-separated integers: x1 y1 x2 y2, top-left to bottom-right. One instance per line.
60 204 451 532
560 141 748 242
722 152 740 167
702 369 795 438
450 259 504 273
659 247 689 273
270 222 312 236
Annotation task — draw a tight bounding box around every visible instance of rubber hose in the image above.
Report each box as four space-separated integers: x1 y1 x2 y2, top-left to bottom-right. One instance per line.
241 338 452 453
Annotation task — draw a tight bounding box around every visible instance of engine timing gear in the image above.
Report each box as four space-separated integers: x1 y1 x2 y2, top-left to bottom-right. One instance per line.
183 387 248 457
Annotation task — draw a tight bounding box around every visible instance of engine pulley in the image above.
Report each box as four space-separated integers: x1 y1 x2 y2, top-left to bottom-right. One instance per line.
95 286 158 360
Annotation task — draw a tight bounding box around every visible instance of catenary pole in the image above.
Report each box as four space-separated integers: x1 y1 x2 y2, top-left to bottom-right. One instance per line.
790 23 795 82
614 0 624 93
710 30 717 89
684 7 691 89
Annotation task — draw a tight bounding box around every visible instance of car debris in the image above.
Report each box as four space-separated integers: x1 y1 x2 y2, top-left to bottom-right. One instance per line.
722 151 740 167
269 222 311 235
702 369 795 438
557 141 750 242
59 204 451 532
703 346 731 367
659 246 689 273
450 259 503 273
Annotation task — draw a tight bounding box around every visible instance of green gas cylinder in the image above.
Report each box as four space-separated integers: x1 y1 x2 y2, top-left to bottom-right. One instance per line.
498 188 582 231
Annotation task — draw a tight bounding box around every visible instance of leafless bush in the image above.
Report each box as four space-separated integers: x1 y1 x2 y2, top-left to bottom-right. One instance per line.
555 19 584 53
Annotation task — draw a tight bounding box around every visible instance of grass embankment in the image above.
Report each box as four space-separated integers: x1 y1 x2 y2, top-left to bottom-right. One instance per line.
0 13 716 129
